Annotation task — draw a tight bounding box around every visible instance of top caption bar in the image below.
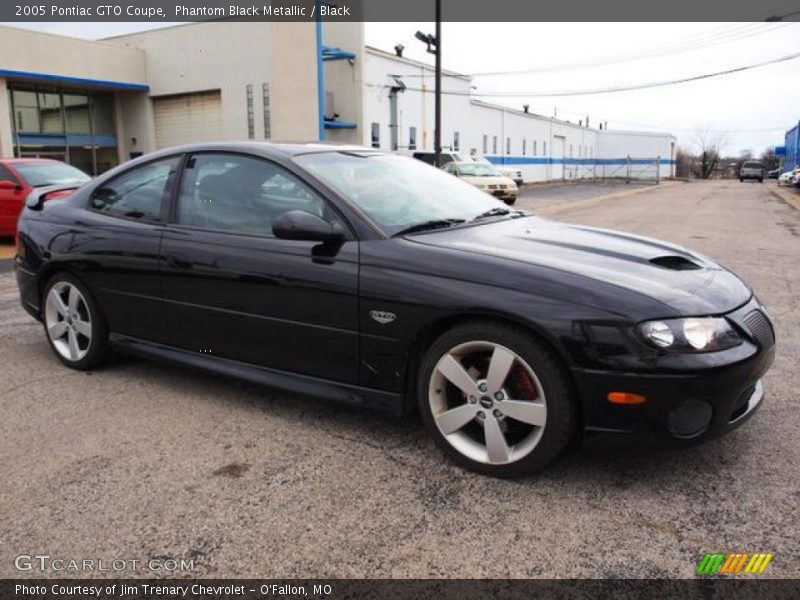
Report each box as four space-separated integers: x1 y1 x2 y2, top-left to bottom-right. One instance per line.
4 0 800 22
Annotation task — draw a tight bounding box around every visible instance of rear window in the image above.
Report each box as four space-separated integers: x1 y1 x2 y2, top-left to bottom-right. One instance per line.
743 162 763 169
14 162 90 188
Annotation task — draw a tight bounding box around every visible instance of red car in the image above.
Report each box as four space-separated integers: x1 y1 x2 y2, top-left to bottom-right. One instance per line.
0 159 90 237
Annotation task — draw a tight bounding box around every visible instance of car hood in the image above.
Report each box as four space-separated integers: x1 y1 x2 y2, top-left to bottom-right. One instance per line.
410 216 751 315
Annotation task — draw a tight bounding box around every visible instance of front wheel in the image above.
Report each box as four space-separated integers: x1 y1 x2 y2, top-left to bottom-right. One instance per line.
42 273 111 370
418 322 576 478
504 197 517 206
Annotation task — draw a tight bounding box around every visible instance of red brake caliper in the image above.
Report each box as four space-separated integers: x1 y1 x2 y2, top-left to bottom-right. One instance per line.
512 364 537 399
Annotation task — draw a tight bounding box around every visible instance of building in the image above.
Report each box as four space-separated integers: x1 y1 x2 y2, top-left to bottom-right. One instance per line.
0 23 675 181
777 121 799 171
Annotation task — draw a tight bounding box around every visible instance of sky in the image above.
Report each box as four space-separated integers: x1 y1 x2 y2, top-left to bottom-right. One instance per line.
11 21 800 156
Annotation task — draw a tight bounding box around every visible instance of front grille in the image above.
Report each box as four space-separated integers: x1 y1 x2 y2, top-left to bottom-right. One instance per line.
743 309 775 348
487 184 498 190
498 185 507 190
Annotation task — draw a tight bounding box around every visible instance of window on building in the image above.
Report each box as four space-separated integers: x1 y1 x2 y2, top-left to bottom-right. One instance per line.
38 92 62 134
90 94 115 135
262 83 271 139
522 139 526 155
492 136 497 154
506 137 511 155
482 134 488 154
177 153 330 235
570 144 574 157
91 157 179 221
371 123 380 149
246 84 255 140
543 141 547 156
453 131 460 151
63 94 90 134
11 90 40 133
409 126 417 150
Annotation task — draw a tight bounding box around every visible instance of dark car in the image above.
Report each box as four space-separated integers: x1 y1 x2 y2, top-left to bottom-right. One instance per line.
0 159 90 237
15 143 775 478
767 167 781 179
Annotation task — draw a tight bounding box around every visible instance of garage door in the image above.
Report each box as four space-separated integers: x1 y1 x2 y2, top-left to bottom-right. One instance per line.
153 91 223 149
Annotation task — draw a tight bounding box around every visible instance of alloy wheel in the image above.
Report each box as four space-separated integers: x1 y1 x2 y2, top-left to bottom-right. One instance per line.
44 281 93 362
428 341 548 465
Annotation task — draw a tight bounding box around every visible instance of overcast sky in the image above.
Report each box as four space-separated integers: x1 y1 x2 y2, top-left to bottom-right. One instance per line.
12 21 800 155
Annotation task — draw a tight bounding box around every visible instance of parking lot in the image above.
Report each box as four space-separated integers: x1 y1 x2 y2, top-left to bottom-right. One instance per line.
0 179 798 578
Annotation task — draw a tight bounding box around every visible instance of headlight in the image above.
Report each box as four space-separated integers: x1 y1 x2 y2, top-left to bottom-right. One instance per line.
639 317 741 352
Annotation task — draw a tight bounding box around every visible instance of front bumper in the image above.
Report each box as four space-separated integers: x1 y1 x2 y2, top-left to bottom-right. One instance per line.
572 300 776 448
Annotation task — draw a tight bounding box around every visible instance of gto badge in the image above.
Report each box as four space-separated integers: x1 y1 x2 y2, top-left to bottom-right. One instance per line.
370 310 397 325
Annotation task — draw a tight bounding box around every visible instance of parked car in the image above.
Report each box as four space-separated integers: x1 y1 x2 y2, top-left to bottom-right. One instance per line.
778 167 799 187
767 167 781 179
442 161 518 204
470 156 524 187
0 159 90 237
739 161 764 183
16 143 775 478
412 150 469 167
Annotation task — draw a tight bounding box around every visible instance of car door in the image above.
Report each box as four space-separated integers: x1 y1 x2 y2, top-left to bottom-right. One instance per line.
76 156 181 343
160 152 360 384
0 164 25 235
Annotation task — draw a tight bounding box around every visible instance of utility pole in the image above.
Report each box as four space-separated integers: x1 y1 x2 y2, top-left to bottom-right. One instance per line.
416 0 442 165
434 0 442 167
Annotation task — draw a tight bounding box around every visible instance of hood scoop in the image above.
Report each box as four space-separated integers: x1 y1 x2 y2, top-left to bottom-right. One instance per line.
648 255 702 271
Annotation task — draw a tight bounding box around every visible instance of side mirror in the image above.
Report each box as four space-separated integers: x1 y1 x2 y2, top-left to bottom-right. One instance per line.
273 210 344 244
0 179 20 190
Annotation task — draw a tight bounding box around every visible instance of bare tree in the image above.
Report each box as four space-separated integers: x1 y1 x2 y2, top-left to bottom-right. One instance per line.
694 127 727 179
760 147 779 171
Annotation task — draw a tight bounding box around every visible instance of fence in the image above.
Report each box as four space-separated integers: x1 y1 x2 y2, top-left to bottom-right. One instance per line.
572 156 661 184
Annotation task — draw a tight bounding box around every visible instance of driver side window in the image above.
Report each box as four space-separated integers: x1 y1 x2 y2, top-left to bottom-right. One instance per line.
177 153 331 235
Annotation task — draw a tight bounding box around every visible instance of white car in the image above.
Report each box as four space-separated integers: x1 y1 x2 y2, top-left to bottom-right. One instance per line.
778 167 799 186
470 156 523 186
443 161 518 204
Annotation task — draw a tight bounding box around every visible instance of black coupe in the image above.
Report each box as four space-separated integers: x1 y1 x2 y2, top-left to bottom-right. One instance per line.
15 143 775 477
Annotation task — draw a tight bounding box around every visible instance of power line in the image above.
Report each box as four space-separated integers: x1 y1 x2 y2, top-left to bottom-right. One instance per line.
381 50 800 98
466 23 789 77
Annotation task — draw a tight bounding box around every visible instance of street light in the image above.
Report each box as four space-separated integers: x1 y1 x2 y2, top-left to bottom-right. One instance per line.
415 0 442 166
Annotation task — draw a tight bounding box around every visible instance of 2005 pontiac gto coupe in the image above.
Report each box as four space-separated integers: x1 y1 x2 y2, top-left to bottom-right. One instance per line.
15 143 775 477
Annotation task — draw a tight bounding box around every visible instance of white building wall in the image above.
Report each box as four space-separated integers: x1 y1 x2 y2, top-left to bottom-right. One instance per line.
363 47 676 183
363 48 472 153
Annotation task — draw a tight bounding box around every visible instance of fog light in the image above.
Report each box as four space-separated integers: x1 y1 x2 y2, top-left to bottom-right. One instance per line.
667 399 713 438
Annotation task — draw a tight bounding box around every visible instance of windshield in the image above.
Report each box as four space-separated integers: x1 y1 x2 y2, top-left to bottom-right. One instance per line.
14 162 91 187
742 162 763 169
295 152 511 235
457 163 501 177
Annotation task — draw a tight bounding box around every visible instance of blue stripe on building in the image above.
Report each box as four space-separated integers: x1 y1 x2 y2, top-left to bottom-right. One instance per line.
484 155 676 166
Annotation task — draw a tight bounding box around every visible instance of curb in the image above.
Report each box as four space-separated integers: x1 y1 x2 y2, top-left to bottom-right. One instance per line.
766 182 800 211
533 180 685 216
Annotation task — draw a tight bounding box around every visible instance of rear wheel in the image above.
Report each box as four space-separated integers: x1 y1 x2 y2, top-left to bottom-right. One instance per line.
43 273 111 370
418 322 576 478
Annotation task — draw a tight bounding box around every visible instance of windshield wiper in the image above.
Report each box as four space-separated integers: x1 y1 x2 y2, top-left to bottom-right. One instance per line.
472 207 512 221
394 218 466 236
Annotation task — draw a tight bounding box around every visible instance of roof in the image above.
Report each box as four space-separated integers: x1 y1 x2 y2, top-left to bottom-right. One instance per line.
365 46 472 81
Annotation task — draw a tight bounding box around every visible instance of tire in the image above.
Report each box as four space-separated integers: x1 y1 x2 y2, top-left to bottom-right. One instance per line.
504 198 517 206
739 178 744 182
417 321 576 478
759 178 764 183
42 273 112 370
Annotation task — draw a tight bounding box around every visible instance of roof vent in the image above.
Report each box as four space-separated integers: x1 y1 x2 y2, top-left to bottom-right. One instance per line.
649 255 702 271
